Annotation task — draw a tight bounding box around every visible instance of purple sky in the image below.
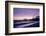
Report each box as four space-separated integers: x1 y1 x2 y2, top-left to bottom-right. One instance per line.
13 8 39 20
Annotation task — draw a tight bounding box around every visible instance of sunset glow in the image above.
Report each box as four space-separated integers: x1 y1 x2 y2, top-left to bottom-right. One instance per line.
13 8 39 20
14 17 33 20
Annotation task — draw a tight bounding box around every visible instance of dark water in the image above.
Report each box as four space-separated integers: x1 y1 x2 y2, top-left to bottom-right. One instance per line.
13 20 39 28
13 16 40 28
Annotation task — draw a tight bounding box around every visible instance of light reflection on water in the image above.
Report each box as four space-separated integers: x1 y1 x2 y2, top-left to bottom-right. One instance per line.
14 21 39 28
15 21 38 24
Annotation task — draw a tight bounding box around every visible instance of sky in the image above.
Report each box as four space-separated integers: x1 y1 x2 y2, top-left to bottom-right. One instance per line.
13 8 39 20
